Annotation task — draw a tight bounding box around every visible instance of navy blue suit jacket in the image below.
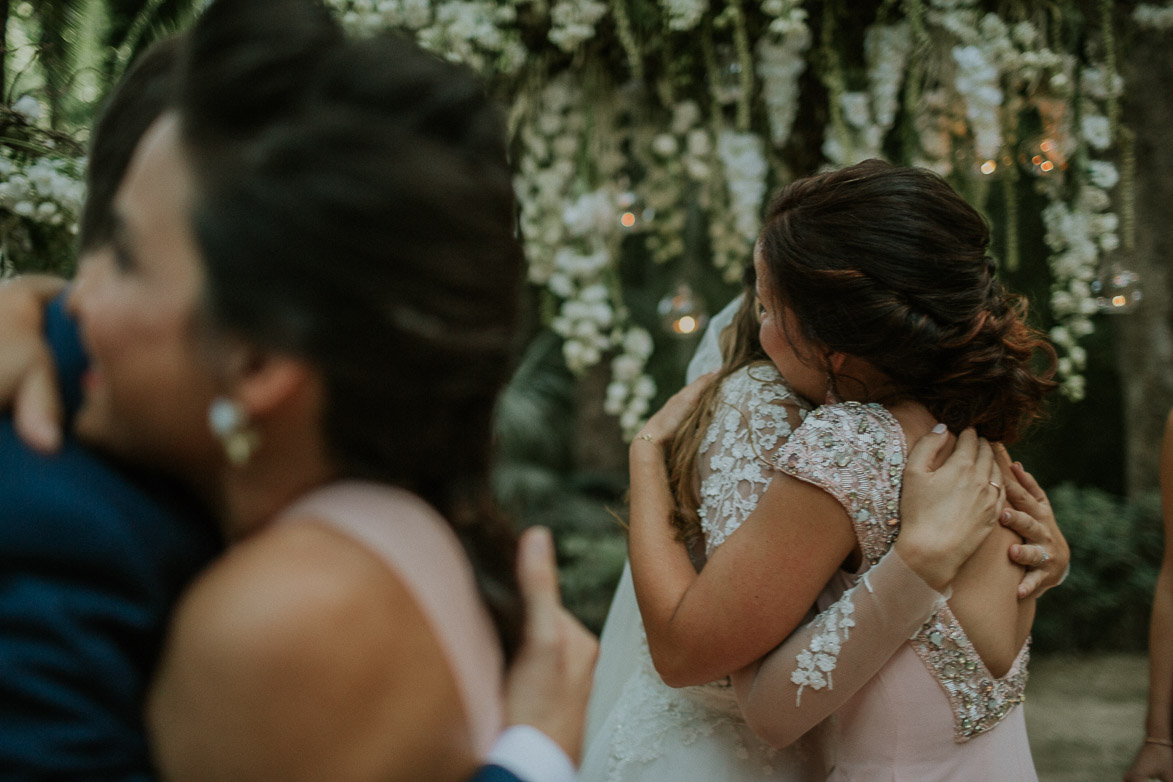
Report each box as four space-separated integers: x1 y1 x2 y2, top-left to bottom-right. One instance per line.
470 766 526 782
0 296 220 780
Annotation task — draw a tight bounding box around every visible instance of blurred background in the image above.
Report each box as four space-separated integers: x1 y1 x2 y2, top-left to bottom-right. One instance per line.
3 1 1171 777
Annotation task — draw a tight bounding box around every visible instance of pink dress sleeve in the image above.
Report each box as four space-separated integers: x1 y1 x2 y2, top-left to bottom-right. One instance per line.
731 548 947 748
729 403 948 749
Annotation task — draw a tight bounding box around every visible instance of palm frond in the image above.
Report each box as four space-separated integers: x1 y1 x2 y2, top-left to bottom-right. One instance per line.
494 330 576 467
102 0 202 86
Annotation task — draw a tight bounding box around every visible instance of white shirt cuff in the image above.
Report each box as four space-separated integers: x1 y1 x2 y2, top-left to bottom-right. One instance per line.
486 725 577 782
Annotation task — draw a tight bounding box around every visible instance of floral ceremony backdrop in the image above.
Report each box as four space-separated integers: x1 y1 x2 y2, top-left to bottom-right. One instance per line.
2 0 1172 637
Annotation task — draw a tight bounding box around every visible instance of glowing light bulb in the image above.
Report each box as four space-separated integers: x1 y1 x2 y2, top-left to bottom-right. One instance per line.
1018 134 1067 177
615 190 645 231
658 282 709 339
980 160 998 175
1092 264 1143 314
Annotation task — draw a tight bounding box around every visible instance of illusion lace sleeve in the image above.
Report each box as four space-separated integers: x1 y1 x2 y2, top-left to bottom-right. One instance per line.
730 548 947 749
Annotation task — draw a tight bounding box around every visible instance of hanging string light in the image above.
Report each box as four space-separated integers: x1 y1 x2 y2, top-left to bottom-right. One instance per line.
1017 134 1064 177
658 282 709 337
1092 263 1143 314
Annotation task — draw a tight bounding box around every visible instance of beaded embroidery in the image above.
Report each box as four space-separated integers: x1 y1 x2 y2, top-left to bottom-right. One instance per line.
774 403 1030 742
912 606 1030 739
774 403 905 565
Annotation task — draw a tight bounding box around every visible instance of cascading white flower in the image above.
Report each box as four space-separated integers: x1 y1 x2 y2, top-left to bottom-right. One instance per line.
757 0 810 148
516 77 584 287
1135 3 1173 30
604 327 657 439
756 26 810 148
549 0 608 51
711 129 768 282
660 0 707 32
1035 50 1124 400
865 22 911 130
821 21 910 166
638 101 710 265
951 44 1002 159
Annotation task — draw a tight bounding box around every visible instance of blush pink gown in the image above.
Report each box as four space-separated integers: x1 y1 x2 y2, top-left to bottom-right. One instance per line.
280 481 504 758
749 402 1037 781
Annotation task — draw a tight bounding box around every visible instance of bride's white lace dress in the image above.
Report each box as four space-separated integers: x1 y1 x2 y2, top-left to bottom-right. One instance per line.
579 362 832 782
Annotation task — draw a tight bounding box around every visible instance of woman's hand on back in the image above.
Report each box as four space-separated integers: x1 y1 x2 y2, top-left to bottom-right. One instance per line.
634 371 718 449
896 427 1004 592
993 443 1070 599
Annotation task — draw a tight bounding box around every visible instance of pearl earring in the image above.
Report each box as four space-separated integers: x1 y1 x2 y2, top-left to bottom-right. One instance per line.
208 396 260 466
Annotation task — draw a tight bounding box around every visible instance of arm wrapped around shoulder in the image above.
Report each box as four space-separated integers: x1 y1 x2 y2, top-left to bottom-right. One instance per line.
731 549 946 749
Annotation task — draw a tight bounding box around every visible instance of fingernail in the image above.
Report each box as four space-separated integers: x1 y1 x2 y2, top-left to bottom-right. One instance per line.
525 526 553 559
1001 509 1012 523
1010 544 1021 558
931 423 947 434
32 420 61 453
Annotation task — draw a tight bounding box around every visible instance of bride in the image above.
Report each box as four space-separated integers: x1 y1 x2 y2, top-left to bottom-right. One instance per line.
582 169 1068 780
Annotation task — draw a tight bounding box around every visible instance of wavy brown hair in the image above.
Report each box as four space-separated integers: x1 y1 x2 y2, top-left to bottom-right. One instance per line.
176 0 523 659
664 266 778 548
759 159 1056 443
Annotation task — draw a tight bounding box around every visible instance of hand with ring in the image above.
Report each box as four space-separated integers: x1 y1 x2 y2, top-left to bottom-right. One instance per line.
992 444 1070 599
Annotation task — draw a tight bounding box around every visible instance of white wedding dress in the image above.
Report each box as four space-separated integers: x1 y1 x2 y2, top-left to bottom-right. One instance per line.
580 358 832 782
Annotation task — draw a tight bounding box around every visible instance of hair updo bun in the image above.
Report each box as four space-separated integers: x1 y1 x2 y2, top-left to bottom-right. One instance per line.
758 158 1056 443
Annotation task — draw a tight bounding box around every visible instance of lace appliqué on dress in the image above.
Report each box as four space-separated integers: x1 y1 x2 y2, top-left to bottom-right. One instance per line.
775 403 1029 743
603 633 785 780
697 363 808 558
598 364 818 780
790 587 856 705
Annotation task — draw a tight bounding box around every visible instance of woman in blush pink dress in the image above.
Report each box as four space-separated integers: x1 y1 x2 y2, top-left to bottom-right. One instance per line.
624 159 1059 781
59 2 527 778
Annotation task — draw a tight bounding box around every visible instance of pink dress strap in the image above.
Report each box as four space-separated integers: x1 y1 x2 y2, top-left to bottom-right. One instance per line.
278 480 504 757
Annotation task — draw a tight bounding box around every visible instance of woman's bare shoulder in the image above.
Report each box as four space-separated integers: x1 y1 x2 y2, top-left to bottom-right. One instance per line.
149 519 474 781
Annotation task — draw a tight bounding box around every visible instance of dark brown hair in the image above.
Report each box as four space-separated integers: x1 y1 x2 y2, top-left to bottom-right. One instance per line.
758 159 1056 443
79 35 182 252
176 0 523 658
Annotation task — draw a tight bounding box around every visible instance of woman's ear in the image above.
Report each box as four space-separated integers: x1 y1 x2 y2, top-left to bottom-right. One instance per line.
223 346 314 419
827 350 848 374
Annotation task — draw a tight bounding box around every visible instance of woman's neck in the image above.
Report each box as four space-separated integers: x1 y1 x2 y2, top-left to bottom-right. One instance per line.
216 411 340 542
824 356 901 406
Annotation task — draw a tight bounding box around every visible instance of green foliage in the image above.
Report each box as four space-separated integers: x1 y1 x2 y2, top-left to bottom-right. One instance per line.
493 330 630 633
1031 484 1163 653
557 531 629 634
